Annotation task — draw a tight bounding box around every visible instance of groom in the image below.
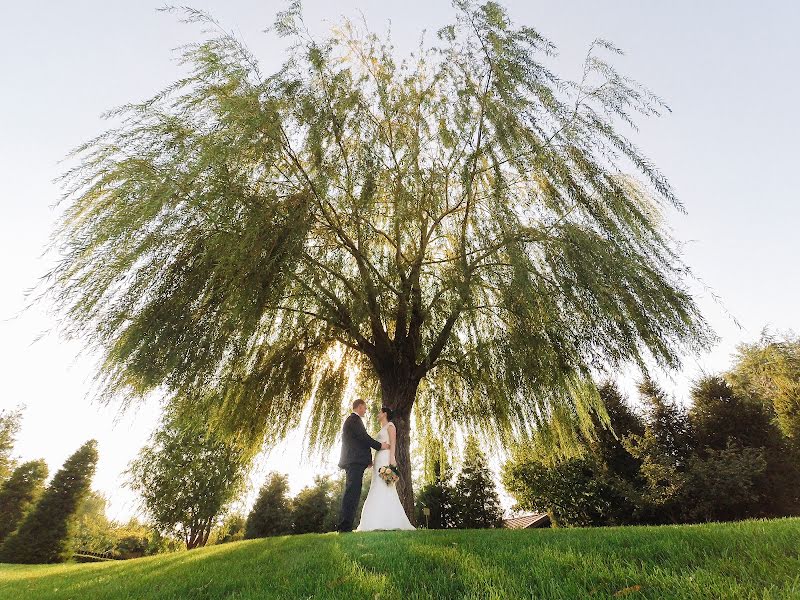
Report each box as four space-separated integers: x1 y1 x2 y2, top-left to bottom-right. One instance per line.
337 398 389 532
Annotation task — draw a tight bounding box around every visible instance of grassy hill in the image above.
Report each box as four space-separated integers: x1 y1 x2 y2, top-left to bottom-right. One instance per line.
1 518 799 599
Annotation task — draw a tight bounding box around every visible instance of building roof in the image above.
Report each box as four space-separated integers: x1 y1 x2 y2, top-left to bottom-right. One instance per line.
503 513 551 529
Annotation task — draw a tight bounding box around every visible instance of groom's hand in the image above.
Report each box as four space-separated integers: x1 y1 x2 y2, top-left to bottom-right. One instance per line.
380 442 389 450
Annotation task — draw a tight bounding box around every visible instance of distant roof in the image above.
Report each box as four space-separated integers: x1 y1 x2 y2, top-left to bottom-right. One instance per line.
503 513 551 529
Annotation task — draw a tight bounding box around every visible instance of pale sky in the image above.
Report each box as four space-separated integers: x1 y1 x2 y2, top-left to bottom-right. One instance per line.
1 1 798 522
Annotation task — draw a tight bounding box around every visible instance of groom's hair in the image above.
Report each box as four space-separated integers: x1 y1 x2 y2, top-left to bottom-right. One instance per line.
352 399 367 410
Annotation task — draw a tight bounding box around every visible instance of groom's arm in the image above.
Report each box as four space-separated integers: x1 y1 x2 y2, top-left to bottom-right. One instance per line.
350 417 382 451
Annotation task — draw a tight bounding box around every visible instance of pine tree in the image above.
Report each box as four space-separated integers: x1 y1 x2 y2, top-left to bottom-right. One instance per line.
0 441 98 563
453 437 503 529
245 473 292 538
415 454 456 529
0 460 48 543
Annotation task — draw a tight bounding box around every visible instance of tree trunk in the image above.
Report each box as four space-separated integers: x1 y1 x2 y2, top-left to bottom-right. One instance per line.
379 376 420 524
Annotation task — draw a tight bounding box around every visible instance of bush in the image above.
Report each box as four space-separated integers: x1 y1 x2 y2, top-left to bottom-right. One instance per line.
213 513 247 544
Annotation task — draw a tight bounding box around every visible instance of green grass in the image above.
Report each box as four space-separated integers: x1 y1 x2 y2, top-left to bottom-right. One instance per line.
1 519 799 599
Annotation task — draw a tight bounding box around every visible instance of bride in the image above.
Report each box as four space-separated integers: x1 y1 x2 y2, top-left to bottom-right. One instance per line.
357 406 416 531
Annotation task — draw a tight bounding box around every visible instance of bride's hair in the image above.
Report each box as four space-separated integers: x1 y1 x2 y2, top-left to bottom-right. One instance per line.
380 406 394 421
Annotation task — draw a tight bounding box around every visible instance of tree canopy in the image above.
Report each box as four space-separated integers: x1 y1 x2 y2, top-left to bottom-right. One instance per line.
127 413 250 549
49 1 711 514
727 331 800 440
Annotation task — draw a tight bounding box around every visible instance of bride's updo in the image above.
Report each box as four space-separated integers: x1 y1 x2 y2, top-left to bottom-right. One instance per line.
380 406 394 421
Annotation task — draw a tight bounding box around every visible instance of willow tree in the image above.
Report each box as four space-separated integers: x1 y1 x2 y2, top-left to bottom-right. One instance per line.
49 1 710 516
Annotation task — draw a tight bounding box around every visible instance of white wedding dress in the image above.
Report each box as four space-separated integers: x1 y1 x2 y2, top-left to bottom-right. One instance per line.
356 423 416 531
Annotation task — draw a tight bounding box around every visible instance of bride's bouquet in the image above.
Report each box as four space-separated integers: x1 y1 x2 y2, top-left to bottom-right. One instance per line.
378 464 400 486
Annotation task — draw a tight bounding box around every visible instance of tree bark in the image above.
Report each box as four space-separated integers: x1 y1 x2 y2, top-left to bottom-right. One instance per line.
379 376 420 524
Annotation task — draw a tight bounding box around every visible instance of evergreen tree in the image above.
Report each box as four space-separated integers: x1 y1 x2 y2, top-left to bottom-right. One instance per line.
415 454 456 529
0 459 48 543
291 476 332 534
502 382 644 527
453 437 503 528
0 440 98 563
638 378 693 466
245 473 293 538
689 375 800 518
0 407 22 483
690 376 779 452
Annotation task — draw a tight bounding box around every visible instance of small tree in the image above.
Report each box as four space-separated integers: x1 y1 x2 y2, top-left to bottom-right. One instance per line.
415 453 456 529
0 459 48 543
453 437 503 528
73 491 116 554
0 440 98 563
245 473 293 538
291 476 333 534
127 415 250 550
0 407 23 483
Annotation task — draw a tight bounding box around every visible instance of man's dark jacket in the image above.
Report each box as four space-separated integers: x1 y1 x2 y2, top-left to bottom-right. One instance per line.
338 413 382 468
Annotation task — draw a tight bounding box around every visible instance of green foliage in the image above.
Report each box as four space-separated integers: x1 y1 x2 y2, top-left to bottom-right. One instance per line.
727 332 800 440
453 437 503 528
0 440 98 564
506 375 800 527
127 414 251 550
72 491 116 554
244 473 292 538
502 382 644 526
681 444 767 522
212 513 247 545
687 375 800 518
2 520 799 599
291 476 333 534
0 407 22 483
49 2 711 516
689 375 779 451
112 519 181 559
503 455 636 527
0 459 48 543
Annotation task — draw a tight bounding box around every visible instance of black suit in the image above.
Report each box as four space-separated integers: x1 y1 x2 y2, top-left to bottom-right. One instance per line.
337 412 382 532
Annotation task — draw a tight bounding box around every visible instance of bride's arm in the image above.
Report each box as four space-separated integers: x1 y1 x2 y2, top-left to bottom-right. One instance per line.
388 422 397 465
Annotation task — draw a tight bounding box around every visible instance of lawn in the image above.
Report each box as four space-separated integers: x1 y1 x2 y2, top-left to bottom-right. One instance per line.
1 518 798 599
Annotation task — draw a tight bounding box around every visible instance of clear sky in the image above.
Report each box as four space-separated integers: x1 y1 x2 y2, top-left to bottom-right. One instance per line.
1 1 798 521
